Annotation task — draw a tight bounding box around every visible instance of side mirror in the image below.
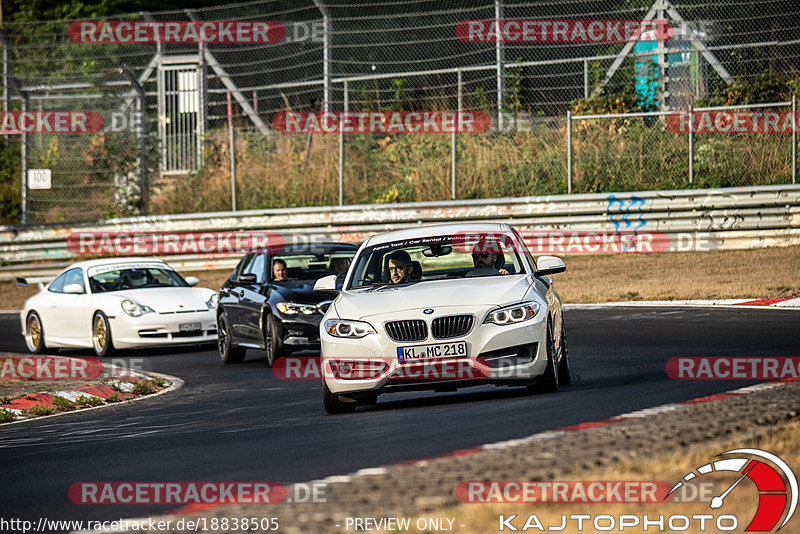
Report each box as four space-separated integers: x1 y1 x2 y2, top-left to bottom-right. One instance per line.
535 256 566 276
313 274 339 294
63 283 85 294
237 273 258 284
185 276 200 287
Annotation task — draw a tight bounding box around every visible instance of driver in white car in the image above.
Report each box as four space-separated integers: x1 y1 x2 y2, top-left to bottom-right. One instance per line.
470 239 509 275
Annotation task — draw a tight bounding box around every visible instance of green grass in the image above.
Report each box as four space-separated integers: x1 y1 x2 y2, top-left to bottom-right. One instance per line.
24 405 56 417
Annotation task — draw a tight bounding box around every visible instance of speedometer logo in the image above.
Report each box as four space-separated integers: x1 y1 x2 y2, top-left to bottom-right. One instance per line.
667 448 797 531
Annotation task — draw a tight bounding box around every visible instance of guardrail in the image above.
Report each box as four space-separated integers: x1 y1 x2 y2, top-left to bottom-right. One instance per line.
1 184 799 280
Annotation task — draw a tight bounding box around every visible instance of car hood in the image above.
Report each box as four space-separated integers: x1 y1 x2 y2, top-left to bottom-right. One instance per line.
105 287 215 313
335 275 534 320
271 281 329 304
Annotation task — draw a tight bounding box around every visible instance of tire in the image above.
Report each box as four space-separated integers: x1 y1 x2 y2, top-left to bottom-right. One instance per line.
217 313 246 364
557 319 572 386
25 311 46 354
322 378 356 414
527 320 559 394
92 312 116 358
264 314 283 367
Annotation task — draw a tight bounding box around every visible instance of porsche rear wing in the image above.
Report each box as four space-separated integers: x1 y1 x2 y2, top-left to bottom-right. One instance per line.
17 276 56 289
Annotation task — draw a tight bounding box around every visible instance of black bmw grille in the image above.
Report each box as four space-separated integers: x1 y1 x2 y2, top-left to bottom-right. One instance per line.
431 315 474 339
385 320 427 342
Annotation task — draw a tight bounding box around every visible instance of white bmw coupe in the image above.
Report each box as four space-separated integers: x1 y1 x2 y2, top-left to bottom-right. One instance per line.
313 223 570 414
19 258 218 357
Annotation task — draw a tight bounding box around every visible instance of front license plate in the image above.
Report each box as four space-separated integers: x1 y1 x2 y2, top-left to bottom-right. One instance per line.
179 322 201 332
397 341 467 362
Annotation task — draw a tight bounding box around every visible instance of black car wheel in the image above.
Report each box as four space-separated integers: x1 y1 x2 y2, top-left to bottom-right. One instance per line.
264 314 283 367
527 319 559 394
557 319 572 386
218 312 246 364
322 378 356 414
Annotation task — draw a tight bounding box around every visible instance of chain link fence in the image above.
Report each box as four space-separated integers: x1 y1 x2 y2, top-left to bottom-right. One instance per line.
1 0 798 224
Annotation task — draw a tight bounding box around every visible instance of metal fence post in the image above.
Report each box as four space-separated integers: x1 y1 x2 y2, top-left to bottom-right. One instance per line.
339 80 348 206
20 93 29 225
314 1 331 112
793 94 797 184
121 65 148 214
688 105 694 184
566 110 572 194
227 92 237 211
495 0 504 131
583 59 589 100
1 30 8 116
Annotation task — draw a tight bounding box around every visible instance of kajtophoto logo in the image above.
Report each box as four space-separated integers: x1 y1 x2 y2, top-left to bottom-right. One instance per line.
667 449 797 531
495 449 796 531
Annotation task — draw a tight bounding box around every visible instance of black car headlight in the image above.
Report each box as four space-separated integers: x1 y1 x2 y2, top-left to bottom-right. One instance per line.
277 302 318 315
324 319 376 338
484 302 540 325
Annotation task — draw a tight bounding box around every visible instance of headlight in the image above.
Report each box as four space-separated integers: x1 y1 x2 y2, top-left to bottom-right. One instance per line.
121 299 155 317
277 302 318 315
206 293 219 310
324 319 376 338
484 302 539 325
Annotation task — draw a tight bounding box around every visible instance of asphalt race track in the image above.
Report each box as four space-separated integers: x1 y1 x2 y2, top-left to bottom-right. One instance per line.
1 306 799 529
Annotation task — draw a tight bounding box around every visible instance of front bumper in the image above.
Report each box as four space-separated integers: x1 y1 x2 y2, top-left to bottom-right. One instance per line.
321 308 548 396
278 314 323 348
110 310 217 348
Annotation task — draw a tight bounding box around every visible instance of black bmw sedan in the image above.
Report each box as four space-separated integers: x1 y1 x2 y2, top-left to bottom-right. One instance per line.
217 243 359 365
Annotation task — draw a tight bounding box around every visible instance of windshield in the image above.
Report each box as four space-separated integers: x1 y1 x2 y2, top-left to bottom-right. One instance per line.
89 267 188 292
270 251 356 283
347 233 527 289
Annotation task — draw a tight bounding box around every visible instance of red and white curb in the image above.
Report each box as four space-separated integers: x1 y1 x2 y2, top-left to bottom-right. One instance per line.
69 381 795 533
567 297 800 310
305 382 794 485
0 366 181 422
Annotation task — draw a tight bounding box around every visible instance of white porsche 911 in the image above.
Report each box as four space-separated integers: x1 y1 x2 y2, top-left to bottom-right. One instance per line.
313 223 570 414
19 258 218 357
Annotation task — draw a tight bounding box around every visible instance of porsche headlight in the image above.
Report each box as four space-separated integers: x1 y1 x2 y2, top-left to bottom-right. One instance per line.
121 299 155 317
324 319 375 338
206 293 219 310
277 302 318 315
485 302 539 325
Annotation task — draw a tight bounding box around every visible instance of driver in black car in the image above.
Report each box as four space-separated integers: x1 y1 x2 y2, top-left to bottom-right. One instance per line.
272 259 288 282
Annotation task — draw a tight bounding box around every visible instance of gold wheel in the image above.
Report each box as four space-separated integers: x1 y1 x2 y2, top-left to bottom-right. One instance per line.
92 313 114 356
25 312 45 353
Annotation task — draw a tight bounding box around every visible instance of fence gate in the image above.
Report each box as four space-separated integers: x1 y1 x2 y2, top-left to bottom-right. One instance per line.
158 57 205 174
